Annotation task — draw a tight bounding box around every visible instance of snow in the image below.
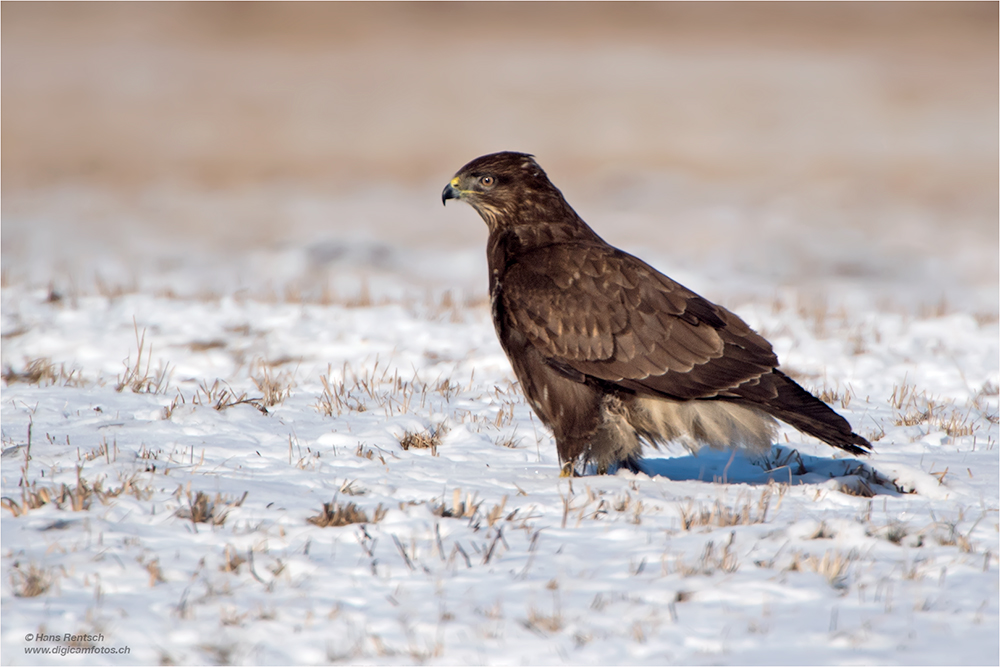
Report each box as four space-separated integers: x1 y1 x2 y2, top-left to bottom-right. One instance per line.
2 229 997 664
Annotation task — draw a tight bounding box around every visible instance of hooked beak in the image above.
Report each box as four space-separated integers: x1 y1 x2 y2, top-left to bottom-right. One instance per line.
441 177 462 206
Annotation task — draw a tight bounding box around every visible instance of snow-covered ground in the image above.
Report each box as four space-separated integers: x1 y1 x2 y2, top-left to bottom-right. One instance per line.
2 233 997 664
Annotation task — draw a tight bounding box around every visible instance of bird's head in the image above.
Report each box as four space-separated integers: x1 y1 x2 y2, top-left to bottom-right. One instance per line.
442 152 569 231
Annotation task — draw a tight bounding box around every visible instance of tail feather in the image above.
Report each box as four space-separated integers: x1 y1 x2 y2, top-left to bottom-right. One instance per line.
731 370 872 456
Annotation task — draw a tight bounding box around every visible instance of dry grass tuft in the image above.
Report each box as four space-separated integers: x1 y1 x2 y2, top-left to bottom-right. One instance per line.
315 361 435 419
315 369 367 415
889 381 919 411
143 557 166 586
865 424 887 443
192 379 265 413
433 488 482 520
523 580 563 634
817 386 841 404
94 473 155 503
307 500 387 527
759 448 807 477
116 321 172 394
314 373 340 416
485 496 511 527
787 549 856 588
161 391 184 420
929 520 976 553
175 489 247 527
494 434 522 449
524 607 563 634
188 339 226 352
399 424 448 455
838 477 876 498
680 488 777 530
935 409 978 438
10 562 56 597
2 357 85 387
221 545 247 573
814 382 857 409
674 534 740 576
2 485 54 516
870 520 910 545
610 491 647 525
338 479 366 496
251 361 295 408
2 466 152 517
888 380 982 438
355 444 387 464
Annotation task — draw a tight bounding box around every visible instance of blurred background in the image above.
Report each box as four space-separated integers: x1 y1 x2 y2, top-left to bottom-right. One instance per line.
2 2 997 312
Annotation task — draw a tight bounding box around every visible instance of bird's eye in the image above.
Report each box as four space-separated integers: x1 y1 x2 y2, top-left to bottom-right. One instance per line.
480 175 494 187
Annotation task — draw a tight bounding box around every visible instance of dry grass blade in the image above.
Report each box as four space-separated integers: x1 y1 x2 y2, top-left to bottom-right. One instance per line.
315 373 339 416
144 557 166 586
338 479 366 496
116 319 172 394
485 496 509 527
221 545 248 573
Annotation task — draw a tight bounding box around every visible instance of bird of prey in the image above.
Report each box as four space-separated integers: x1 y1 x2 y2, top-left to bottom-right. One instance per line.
443 151 872 476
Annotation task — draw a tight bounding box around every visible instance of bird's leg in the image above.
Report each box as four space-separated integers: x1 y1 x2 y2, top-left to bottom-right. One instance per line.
559 460 580 477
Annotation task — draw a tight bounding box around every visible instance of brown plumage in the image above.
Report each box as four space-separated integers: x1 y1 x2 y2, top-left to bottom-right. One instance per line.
443 151 872 476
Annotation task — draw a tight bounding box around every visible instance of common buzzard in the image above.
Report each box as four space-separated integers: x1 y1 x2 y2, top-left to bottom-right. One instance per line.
443 152 871 476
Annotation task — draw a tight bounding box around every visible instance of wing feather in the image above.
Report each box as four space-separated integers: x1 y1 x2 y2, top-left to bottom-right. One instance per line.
502 243 777 400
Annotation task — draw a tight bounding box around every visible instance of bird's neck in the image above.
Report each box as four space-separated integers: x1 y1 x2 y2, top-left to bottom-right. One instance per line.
485 210 602 286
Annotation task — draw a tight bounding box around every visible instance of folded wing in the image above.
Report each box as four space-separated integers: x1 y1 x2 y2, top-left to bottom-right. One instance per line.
502 243 778 400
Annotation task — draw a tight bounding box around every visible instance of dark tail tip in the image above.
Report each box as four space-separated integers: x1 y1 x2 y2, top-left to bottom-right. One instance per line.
838 432 873 457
